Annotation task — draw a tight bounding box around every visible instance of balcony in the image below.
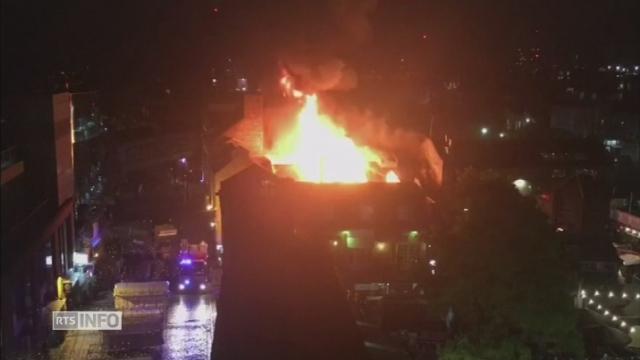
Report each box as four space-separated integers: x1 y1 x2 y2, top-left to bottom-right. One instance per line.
1 146 24 185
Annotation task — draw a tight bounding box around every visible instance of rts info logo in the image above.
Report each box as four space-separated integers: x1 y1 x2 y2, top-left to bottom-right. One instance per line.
52 311 122 330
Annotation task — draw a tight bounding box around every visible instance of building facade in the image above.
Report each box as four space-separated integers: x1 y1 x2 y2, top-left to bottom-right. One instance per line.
1 92 76 355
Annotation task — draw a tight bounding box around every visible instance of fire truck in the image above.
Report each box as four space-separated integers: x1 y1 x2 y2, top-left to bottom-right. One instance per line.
174 241 210 293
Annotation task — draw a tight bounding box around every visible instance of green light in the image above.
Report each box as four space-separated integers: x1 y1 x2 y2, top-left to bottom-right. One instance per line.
346 236 358 249
408 230 419 240
339 230 359 249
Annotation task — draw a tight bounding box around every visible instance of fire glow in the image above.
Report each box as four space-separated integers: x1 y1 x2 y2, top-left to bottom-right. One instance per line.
268 94 382 183
267 73 398 184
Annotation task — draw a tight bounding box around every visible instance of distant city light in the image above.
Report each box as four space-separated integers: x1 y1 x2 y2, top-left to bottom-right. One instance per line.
179 284 185 290
332 240 339 247
375 242 387 251
206 204 214 211
179 258 192 265
499 132 505 138
480 127 489 135
200 284 206 290
180 157 187 164
556 227 564 232
463 208 469 212
210 222 216 228
184 279 190 285
525 117 531 123
429 259 437 266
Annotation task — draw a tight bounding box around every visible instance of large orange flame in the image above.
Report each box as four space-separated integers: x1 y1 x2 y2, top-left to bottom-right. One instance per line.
268 94 381 183
268 72 400 183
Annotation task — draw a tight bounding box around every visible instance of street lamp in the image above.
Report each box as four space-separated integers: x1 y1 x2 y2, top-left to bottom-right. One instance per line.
513 178 532 196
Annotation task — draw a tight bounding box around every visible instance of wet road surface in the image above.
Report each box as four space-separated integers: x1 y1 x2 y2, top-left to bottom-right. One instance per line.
162 294 216 360
51 294 216 360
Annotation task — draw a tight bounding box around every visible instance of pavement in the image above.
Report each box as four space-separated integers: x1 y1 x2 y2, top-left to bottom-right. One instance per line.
49 293 216 360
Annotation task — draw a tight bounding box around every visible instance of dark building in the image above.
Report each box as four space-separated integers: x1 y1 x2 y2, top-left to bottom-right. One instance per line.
444 134 611 190
212 163 432 359
445 136 618 281
1 93 76 355
69 91 108 256
542 175 619 282
550 105 640 164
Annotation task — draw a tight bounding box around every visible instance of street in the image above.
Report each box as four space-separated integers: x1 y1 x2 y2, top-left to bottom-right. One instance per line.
163 295 217 360
50 294 216 360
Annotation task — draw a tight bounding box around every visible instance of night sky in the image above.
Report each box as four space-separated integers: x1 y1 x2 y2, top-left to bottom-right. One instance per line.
2 0 639 104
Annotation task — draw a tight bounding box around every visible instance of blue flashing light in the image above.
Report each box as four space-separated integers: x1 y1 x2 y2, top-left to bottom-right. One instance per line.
91 235 102 248
179 258 192 266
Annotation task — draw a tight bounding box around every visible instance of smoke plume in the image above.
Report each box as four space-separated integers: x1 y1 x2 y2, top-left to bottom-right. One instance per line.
279 0 377 93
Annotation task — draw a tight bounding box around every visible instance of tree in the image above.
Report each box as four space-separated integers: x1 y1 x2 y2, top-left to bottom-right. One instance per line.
435 170 583 359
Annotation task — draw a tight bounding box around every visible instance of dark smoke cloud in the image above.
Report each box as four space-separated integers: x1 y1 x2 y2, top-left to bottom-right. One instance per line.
280 0 377 93
328 0 378 46
322 102 443 187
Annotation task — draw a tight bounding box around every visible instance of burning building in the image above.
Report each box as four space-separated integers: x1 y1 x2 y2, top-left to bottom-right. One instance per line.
210 73 440 358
